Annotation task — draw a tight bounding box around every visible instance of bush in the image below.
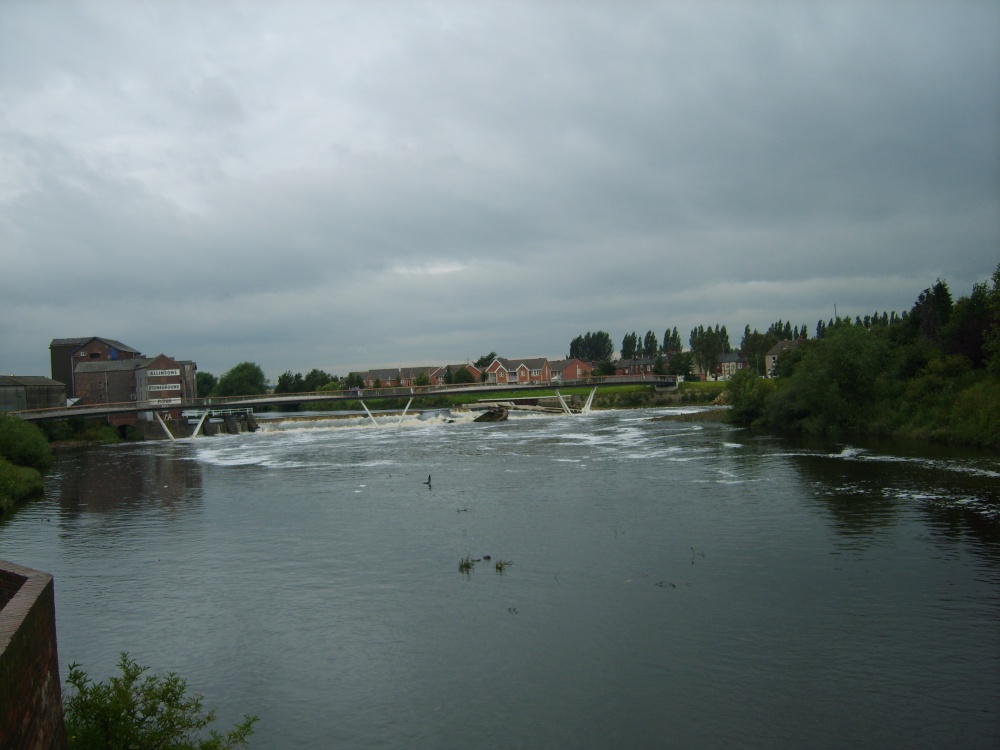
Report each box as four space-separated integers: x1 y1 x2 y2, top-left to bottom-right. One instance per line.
725 370 776 425
0 457 45 514
0 412 52 471
946 379 1000 448
64 653 257 750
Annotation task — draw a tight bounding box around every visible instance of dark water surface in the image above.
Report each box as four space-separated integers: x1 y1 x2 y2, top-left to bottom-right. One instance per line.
2 408 998 749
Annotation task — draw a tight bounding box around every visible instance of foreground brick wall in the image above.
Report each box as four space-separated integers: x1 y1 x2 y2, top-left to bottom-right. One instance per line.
0 561 68 750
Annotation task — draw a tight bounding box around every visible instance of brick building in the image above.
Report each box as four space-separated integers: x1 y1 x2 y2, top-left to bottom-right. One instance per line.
49 337 141 398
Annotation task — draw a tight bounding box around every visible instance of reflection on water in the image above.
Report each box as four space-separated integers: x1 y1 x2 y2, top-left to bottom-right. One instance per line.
1 410 997 749
54 444 203 516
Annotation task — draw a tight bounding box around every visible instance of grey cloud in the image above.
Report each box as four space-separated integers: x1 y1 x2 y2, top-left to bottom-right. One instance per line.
1 1 997 379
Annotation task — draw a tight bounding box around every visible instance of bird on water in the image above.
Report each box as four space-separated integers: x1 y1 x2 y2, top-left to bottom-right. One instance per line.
424 475 432 490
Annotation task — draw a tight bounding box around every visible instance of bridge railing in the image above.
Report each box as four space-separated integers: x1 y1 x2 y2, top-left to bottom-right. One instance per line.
11 375 678 420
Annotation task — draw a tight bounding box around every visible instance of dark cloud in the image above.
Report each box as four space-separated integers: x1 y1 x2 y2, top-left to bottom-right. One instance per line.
1 1 997 380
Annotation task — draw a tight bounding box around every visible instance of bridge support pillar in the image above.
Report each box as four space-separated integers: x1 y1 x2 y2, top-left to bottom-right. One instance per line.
582 387 598 414
554 390 573 415
360 401 380 428
154 412 176 441
396 397 414 427
192 411 210 438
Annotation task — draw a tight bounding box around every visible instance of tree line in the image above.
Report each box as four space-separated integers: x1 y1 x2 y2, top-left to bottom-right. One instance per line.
726 265 1000 447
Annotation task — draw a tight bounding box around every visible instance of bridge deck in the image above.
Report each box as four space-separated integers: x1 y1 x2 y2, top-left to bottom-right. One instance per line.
11 376 677 421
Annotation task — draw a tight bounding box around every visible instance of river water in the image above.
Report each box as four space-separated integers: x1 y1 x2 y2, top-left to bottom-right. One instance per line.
2 407 998 749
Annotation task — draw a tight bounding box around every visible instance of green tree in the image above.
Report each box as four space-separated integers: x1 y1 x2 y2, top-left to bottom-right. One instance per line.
689 325 729 379
474 352 498 368
667 351 694 379
593 360 617 376
985 263 1000 375
342 373 365 390
661 326 683 354
0 412 52 471
64 653 257 750
740 325 778 376
453 367 476 384
642 330 659 358
274 371 304 394
569 331 614 362
726 369 776 425
213 362 268 397
196 372 218 399
762 325 901 435
303 369 334 391
414 371 430 387
907 279 953 345
621 332 639 360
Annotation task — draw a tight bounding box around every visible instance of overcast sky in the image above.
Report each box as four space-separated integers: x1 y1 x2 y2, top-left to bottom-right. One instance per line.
2 1 997 381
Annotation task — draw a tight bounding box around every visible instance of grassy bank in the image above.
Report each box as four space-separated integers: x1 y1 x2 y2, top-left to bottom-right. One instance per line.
298 381 727 412
0 413 52 516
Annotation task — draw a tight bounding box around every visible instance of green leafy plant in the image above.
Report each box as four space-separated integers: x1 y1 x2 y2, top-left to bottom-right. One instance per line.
64 653 257 750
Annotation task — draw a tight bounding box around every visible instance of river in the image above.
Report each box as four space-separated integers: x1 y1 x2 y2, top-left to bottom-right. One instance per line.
2 407 998 749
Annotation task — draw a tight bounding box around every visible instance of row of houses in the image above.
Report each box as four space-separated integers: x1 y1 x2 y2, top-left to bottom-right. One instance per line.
353 340 802 389
352 357 593 388
351 355 675 389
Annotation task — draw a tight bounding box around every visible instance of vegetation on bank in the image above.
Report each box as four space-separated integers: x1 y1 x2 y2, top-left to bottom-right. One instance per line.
64 653 257 750
0 412 51 515
726 266 1000 448
274 381 725 413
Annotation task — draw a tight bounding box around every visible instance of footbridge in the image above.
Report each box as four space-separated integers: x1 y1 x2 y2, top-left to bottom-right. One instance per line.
10 376 678 431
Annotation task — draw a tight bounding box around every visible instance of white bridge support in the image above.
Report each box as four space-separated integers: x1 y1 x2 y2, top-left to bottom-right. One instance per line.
396 397 414 427
554 390 573 415
582 387 598 414
191 411 210 438
360 401 380 428
154 412 176 441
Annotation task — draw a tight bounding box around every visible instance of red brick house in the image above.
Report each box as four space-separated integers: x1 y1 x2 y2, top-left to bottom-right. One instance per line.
50 337 142 398
363 368 400 388
432 364 482 385
483 357 551 385
615 358 657 377
399 366 437 387
549 358 593 381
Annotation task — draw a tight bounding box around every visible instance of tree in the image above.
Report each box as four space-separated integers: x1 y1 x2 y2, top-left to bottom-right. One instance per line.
642 330 659 358
196 372 218 399
213 362 268 397
726 370 776 425
569 331 614 362
762 325 901 435
453 366 476 384
593 360 617 376
689 325 730 379
64 653 257 750
342 373 364 390
667 351 694 379
274 371 304 394
474 352 498 368
0 412 52 472
908 279 953 345
661 327 682 354
414 371 430 387
985 263 1000 376
303 369 334 391
740 325 778 376
620 332 639 360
